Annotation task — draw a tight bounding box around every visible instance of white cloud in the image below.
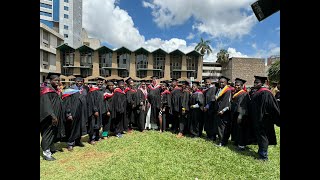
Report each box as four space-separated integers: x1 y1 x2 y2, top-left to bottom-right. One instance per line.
252 43 257 49
186 33 195 40
83 0 145 50
143 0 257 39
228 48 248 58
269 47 280 56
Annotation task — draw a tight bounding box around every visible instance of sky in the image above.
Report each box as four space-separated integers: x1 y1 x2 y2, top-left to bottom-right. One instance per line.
83 0 280 62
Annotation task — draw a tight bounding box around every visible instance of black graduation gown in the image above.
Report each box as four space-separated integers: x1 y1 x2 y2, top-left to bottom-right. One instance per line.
147 85 161 125
160 90 171 130
86 88 105 136
213 87 232 143
125 87 138 129
249 88 280 149
40 85 65 151
170 87 183 130
110 88 127 134
189 91 204 137
63 91 87 143
231 91 252 146
136 89 148 131
102 89 113 133
275 91 280 110
181 89 191 133
203 86 217 137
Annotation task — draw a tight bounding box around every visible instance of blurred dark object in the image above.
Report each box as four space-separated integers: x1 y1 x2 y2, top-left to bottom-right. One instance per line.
251 0 280 21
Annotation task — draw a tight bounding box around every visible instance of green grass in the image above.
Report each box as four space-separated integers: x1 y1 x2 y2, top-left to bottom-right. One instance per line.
40 127 280 180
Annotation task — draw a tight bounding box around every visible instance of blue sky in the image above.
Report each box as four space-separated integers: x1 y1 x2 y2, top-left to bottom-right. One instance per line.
83 0 280 62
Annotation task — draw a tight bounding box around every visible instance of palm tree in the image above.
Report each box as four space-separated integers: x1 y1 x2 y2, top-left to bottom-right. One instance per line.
195 38 213 56
216 49 229 65
268 60 280 82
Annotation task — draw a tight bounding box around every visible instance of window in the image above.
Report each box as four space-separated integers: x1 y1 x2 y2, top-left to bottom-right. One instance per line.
64 14 69 19
42 30 49 47
64 25 68 30
43 52 49 69
153 53 165 78
81 69 92 78
100 68 111 77
118 70 129 78
40 3 52 9
136 53 148 78
62 51 74 66
99 52 112 67
170 54 182 79
64 6 69 11
187 55 198 78
40 11 52 17
117 53 130 69
64 0 69 3
64 34 68 38
62 67 73 76
80 52 93 66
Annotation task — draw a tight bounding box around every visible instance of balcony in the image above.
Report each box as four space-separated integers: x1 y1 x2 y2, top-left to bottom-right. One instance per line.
172 69 195 72
136 68 162 71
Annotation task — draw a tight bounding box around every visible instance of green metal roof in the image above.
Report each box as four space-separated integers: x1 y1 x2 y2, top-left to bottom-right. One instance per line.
97 46 113 53
134 47 150 54
115 46 132 54
169 49 185 55
56 43 75 51
76 44 94 52
152 48 168 54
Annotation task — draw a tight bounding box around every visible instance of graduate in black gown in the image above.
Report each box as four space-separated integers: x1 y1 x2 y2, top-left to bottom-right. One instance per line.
62 87 87 151
275 83 280 110
213 76 232 146
111 79 127 138
181 81 191 135
70 75 88 96
159 81 171 132
147 76 162 129
250 76 280 160
101 80 114 139
230 78 251 150
202 77 217 140
170 79 183 135
86 78 105 145
189 81 205 137
40 73 65 161
124 77 138 133
136 80 149 132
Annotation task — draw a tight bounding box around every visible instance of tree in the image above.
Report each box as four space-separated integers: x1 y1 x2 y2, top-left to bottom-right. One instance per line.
195 37 213 56
216 49 229 65
268 60 280 82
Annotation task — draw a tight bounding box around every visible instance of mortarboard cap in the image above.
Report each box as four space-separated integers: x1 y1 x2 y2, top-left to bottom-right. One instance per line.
106 80 114 86
117 79 125 84
46 72 61 80
192 81 201 86
125 77 133 84
254 76 268 84
96 77 105 81
218 76 230 82
235 78 247 84
162 81 169 87
171 78 178 82
183 80 190 85
74 75 84 81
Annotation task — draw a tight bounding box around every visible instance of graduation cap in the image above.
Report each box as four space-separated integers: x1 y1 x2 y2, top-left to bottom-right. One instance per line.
192 81 201 86
46 72 61 80
162 81 169 87
125 77 134 84
235 78 247 84
74 75 84 81
106 80 114 86
96 77 105 81
171 78 178 82
117 79 125 84
183 80 190 86
254 76 268 83
151 76 158 79
218 76 230 82
203 77 212 81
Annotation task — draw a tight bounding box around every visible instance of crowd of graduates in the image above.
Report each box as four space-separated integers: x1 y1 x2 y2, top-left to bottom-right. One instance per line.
40 73 280 161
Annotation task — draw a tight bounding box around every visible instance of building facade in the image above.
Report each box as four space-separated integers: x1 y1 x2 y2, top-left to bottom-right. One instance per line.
56 45 203 84
40 23 64 83
221 57 266 87
202 62 222 82
40 0 60 32
81 28 101 49
59 0 83 48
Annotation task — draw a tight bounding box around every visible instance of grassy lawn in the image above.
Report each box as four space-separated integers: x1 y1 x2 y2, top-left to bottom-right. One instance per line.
40 127 280 180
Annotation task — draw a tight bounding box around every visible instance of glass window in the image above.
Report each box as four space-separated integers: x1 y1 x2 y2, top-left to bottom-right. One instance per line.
40 3 52 9
64 0 69 3
153 53 165 78
170 54 182 79
187 55 198 78
99 52 112 67
64 6 69 11
40 11 52 17
64 25 68 30
64 14 69 19
64 34 68 38
117 53 130 69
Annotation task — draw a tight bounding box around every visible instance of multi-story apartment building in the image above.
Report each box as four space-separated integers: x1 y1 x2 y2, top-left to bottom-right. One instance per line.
40 0 82 48
40 23 64 83
202 62 222 82
56 44 203 84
